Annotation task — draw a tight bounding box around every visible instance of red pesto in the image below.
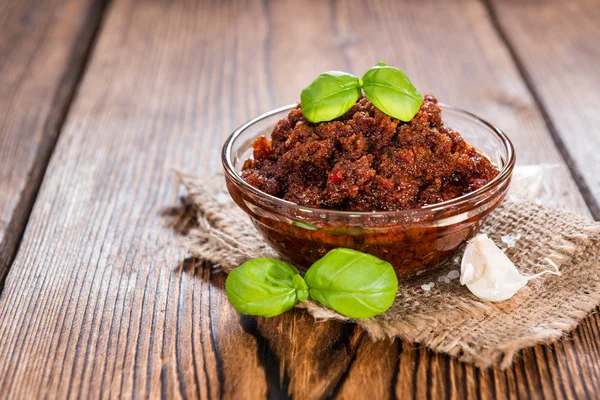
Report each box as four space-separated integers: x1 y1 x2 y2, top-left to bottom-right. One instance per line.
225 96 512 279
241 95 499 211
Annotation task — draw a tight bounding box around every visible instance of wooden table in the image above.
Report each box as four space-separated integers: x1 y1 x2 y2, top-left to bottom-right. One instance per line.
0 0 599 398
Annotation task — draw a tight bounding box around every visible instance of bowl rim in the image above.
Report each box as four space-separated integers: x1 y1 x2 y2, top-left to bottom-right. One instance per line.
222 103 515 216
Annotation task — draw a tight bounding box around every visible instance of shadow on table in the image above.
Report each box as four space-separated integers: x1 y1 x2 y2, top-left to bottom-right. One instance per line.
161 196 405 399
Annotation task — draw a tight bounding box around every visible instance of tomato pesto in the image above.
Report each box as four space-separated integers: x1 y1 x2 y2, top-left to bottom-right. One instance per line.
241 95 499 211
224 64 514 279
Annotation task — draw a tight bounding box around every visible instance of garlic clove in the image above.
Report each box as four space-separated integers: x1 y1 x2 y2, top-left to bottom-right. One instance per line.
460 234 559 302
460 262 475 285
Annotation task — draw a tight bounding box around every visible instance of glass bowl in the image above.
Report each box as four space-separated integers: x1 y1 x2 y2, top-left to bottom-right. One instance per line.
222 104 515 280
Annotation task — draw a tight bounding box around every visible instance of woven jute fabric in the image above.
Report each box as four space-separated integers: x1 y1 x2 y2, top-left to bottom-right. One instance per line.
175 172 600 369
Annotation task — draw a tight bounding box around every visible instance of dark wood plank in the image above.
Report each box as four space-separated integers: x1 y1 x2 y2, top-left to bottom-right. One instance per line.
0 0 106 287
333 338 399 400
327 1 599 396
487 0 600 219
0 0 597 399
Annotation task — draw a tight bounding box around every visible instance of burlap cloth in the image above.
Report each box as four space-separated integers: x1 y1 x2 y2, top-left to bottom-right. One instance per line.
175 171 600 369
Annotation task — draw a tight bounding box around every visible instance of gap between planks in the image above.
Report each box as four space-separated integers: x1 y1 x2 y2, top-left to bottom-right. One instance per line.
482 0 600 221
0 0 113 295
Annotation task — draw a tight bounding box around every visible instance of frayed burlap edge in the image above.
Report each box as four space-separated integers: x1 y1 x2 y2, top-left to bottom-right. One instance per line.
175 171 600 369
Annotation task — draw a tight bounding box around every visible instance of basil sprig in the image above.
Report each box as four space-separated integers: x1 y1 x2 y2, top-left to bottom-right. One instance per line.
225 249 398 319
300 62 422 123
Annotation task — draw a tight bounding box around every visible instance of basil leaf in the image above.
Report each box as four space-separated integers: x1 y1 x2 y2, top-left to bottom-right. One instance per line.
300 71 362 123
304 248 398 318
226 258 308 317
292 274 309 301
362 64 422 122
292 221 318 231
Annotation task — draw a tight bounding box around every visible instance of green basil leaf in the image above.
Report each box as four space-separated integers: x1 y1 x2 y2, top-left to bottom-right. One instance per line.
292 221 318 231
300 71 362 123
292 274 309 301
226 258 308 317
362 63 422 122
304 248 398 319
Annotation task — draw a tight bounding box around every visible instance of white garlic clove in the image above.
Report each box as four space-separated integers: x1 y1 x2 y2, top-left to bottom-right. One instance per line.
460 262 475 285
460 234 560 302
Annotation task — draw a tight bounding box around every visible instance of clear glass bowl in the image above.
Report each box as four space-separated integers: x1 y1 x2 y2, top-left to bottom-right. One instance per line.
222 104 515 280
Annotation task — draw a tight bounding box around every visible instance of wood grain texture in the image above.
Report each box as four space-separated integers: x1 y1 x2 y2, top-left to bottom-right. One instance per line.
0 0 106 286
0 0 598 399
488 0 600 219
